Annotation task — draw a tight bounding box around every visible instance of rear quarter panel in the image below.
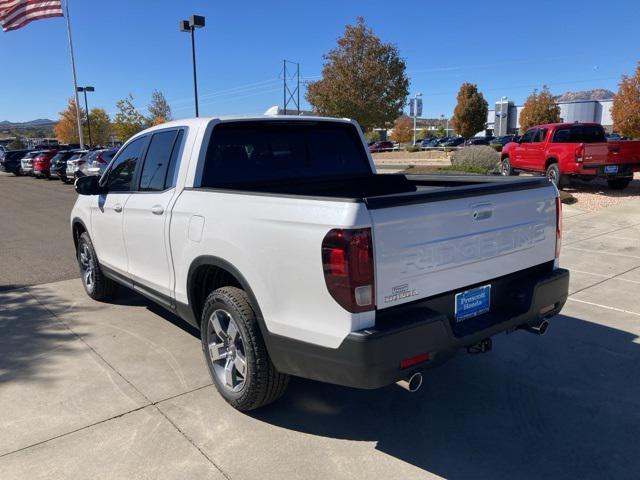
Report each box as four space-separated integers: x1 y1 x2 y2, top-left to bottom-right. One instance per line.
170 191 375 348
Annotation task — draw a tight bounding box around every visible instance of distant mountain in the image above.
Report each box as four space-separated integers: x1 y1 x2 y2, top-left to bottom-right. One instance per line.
0 118 56 128
555 89 615 102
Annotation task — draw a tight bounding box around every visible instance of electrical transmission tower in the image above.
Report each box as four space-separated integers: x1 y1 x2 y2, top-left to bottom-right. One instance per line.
280 59 300 115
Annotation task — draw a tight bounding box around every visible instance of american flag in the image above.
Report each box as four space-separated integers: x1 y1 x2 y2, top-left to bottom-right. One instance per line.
0 0 63 32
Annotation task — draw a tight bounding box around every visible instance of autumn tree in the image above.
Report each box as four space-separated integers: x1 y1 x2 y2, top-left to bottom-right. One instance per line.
305 17 409 131
87 108 112 146
518 86 561 133
147 89 172 126
451 83 488 138
389 116 413 143
611 63 640 138
113 94 147 142
54 98 86 144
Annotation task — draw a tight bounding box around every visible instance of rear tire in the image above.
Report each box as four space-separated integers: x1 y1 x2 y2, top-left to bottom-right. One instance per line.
607 178 631 190
201 286 289 411
545 163 566 188
77 232 117 300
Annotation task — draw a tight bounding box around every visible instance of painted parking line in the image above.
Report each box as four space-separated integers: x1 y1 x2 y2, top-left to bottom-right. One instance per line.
567 297 640 318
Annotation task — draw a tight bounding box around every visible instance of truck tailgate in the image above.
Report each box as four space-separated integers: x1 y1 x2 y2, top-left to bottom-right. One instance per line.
606 141 640 165
367 178 557 310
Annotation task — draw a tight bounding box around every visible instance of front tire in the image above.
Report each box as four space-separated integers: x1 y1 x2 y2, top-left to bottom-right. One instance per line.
500 157 518 176
77 232 117 300
607 178 631 190
201 286 289 411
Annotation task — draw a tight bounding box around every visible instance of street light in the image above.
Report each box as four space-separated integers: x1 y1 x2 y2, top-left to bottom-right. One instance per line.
180 15 205 117
411 92 423 146
76 86 95 146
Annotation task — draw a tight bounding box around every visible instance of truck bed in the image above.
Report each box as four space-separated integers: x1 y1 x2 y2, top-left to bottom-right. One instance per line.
203 173 550 205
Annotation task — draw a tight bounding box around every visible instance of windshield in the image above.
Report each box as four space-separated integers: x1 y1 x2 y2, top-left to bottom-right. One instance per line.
201 121 371 187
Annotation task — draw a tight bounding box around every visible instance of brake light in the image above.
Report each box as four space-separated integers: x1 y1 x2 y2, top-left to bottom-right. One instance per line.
322 228 375 312
575 144 584 162
555 196 562 264
94 153 107 165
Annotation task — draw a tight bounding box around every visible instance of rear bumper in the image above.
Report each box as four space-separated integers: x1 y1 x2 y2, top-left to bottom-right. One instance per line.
267 264 569 389
577 163 640 178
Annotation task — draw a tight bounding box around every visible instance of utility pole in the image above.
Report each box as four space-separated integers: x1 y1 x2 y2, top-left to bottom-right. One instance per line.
281 60 300 115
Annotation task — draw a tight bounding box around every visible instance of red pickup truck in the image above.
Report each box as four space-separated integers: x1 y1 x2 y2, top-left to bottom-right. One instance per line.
501 123 640 190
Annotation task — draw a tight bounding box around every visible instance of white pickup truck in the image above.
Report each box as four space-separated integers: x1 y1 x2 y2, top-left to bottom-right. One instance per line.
71 116 569 411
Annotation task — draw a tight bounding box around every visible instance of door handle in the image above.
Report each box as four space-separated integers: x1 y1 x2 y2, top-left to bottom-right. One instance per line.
151 205 164 215
113 204 123 213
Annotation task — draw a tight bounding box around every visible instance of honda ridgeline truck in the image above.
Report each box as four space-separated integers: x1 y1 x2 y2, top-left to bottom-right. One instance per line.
501 122 640 189
71 116 569 411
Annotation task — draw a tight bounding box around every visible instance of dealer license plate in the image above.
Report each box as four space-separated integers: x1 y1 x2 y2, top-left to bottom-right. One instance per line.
604 165 618 174
455 285 491 322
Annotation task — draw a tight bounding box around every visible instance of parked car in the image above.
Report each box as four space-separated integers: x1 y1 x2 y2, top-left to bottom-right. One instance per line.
501 122 640 189
492 135 520 146
50 150 82 182
20 150 41 176
420 138 441 148
71 116 568 411
65 150 89 181
0 149 32 175
440 137 465 147
465 137 491 146
32 149 60 178
606 133 623 141
83 148 118 177
368 141 395 153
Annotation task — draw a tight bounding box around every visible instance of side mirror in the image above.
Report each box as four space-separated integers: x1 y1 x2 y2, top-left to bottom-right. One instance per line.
74 175 103 195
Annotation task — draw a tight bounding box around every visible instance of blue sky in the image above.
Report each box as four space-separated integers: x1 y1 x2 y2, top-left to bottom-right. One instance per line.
1 0 638 122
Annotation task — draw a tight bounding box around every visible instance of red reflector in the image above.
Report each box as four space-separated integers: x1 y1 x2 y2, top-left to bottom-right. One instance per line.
400 352 430 369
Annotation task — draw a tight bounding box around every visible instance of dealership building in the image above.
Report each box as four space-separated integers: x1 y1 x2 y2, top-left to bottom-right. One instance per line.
487 97 614 136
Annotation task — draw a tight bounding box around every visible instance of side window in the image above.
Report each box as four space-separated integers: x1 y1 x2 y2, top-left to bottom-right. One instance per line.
520 129 536 143
533 128 547 143
138 129 184 191
105 137 146 192
165 130 184 189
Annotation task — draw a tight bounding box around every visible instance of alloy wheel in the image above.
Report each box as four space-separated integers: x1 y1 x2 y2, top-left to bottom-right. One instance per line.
207 309 247 392
79 243 94 291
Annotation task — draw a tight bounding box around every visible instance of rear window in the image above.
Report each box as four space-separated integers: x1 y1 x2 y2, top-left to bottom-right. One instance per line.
200 121 371 187
553 125 606 143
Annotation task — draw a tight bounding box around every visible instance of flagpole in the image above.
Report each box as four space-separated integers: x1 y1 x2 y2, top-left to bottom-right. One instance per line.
63 0 84 148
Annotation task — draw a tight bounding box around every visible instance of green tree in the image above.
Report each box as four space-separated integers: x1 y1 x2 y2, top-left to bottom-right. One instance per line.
87 108 112 146
7 137 25 149
147 89 172 126
611 63 640 138
435 126 446 137
364 130 380 143
113 94 147 142
451 83 488 138
305 17 409 131
518 86 561 133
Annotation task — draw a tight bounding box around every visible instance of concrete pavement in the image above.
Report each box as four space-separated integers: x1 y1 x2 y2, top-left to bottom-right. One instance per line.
1 201 640 479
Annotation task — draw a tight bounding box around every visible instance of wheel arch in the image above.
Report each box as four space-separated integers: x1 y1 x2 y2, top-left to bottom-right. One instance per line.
545 157 558 170
186 256 267 335
71 217 89 252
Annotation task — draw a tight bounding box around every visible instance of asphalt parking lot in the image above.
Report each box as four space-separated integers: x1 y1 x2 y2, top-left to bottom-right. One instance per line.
1 172 640 479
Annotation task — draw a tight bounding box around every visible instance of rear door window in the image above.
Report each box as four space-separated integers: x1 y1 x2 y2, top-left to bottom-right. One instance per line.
138 129 184 191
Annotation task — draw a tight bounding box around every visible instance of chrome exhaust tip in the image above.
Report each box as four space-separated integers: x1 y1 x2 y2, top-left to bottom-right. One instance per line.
520 319 549 335
397 372 423 392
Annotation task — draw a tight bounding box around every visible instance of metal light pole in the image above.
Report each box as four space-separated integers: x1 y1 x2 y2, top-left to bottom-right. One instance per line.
77 86 94 146
412 93 423 146
180 15 205 117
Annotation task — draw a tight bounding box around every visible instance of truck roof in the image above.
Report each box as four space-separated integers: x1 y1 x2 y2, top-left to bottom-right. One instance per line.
138 115 355 137
530 122 602 130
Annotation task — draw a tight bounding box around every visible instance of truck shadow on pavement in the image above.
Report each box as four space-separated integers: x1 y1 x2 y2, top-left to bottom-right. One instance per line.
253 313 640 479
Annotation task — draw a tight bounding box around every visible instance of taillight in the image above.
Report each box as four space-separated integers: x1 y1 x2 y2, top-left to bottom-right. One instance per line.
95 153 107 165
555 196 562 264
575 144 584 162
321 228 375 312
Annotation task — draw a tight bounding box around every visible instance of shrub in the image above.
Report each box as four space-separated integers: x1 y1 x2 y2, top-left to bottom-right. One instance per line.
490 143 502 152
450 145 500 173
405 144 421 152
